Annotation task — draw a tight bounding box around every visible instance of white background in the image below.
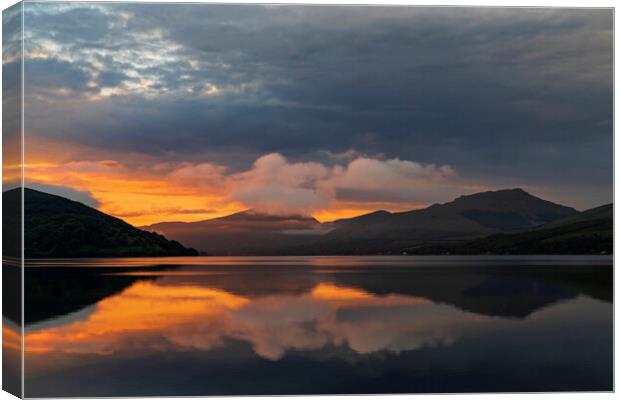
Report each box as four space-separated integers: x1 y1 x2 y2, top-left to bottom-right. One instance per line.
0 1 616 399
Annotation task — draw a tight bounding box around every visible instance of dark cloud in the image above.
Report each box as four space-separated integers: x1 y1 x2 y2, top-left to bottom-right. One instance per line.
25 58 91 91
18 4 613 209
2 2 23 171
97 70 129 88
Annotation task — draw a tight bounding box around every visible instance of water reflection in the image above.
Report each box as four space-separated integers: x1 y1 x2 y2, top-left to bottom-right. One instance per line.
23 257 613 396
26 281 485 360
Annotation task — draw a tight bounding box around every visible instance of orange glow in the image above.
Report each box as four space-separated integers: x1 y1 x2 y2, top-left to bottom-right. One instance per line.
2 324 22 351
24 280 452 360
313 200 429 223
312 207 378 223
23 136 246 225
25 282 249 354
2 131 22 186
311 283 372 301
22 136 432 226
2 166 21 186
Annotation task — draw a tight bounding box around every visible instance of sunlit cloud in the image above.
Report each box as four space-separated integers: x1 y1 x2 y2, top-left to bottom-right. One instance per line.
22 138 469 225
227 153 332 216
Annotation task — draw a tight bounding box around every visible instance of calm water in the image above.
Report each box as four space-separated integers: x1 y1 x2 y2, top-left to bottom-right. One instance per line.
16 256 613 396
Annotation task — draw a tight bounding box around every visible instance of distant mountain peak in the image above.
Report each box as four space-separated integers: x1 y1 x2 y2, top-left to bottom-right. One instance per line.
448 188 573 209
452 188 532 202
437 188 577 232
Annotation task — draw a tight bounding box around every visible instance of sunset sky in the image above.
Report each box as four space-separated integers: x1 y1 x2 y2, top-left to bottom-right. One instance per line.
3 3 613 226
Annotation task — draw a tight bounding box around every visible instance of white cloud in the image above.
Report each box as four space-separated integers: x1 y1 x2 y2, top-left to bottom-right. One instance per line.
332 157 455 190
227 153 331 215
166 152 459 215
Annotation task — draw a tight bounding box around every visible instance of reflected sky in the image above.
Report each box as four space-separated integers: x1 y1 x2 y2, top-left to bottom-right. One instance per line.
22 257 613 396
25 280 484 360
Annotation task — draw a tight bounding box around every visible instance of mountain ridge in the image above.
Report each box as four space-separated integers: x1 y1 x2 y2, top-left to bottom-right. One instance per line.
143 188 582 255
409 203 612 255
13 186 607 257
409 203 613 255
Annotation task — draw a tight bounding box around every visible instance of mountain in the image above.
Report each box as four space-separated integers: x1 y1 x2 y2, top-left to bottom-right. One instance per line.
305 188 577 254
3 186 21 258
542 203 612 229
143 188 578 255
142 210 330 255
411 203 612 255
6 188 198 257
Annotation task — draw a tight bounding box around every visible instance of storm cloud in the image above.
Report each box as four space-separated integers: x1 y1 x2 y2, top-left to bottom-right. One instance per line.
17 3 613 210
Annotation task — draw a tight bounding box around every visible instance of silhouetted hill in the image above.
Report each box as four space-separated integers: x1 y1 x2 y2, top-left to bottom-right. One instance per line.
6 188 198 257
292 188 577 254
411 203 612 255
144 188 580 255
2 186 21 258
543 203 612 229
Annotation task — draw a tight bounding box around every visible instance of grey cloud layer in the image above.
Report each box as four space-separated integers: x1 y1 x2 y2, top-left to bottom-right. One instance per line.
19 3 613 209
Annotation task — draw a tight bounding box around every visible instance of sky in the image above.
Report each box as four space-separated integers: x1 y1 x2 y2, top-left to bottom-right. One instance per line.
3 3 613 226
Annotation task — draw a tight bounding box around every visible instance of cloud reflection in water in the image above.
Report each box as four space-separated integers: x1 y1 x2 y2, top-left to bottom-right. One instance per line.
24 280 489 360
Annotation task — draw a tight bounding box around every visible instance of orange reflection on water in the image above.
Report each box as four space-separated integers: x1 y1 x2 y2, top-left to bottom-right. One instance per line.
25 281 479 360
311 283 372 301
26 282 248 354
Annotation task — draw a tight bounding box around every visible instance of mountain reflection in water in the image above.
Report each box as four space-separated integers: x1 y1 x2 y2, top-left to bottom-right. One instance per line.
19 256 612 396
